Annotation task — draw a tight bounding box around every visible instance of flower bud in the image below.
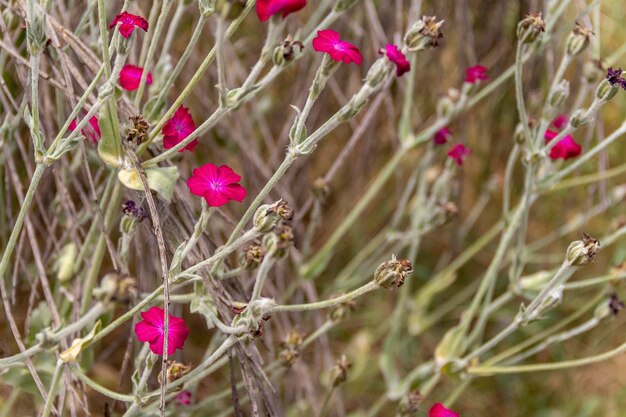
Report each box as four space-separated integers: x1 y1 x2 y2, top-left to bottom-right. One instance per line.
365 58 392 89
26 3 47 55
333 0 358 13
198 0 216 17
404 16 444 52
253 200 294 232
566 21 593 56
549 79 569 108
583 60 605 83
241 244 265 270
596 78 619 101
569 109 591 128
273 36 304 66
517 12 545 44
436 88 460 119
566 233 600 266
329 355 351 387
262 224 295 257
374 255 413 289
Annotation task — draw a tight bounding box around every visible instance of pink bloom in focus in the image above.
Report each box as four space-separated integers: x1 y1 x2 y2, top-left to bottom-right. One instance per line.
433 127 452 145
108 12 149 39
256 0 306 21
134 307 189 356
187 164 247 207
69 114 101 144
544 129 581 160
465 65 489 83
380 44 410 77
119 65 153 91
429 403 459 417
551 114 568 130
174 391 192 406
447 144 471 166
162 106 199 152
312 30 363 65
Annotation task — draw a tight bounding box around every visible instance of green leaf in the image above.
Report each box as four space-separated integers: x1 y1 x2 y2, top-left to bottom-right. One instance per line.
60 320 102 363
117 166 179 202
97 101 123 167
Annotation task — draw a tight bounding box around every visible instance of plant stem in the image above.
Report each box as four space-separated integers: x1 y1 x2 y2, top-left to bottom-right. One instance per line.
40 360 64 417
273 281 378 312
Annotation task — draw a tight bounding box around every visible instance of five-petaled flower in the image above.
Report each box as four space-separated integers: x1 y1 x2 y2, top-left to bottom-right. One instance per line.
380 44 410 76
606 67 626 89
69 114 101 144
162 106 199 152
109 12 149 39
256 0 306 22
187 163 247 207
544 129 581 160
465 65 489 83
433 127 452 145
429 402 459 417
447 144 471 165
119 65 153 91
134 306 189 356
312 30 363 65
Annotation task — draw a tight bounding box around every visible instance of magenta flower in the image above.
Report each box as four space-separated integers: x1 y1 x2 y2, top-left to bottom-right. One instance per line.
544 129 581 160
256 0 306 21
187 164 247 207
447 144 471 166
551 114 568 130
312 30 363 65
119 65 153 91
380 44 410 77
433 127 452 145
134 306 189 356
174 391 192 406
109 12 149 39
465 65 489 83
69 114 101 144
162 106 199 153
429 403 459 417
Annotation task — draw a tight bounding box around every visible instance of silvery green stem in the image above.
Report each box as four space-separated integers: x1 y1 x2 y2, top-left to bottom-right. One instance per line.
52 302 107 340
525 260 572 314
40 360 64 417
250 255 275 302
69 364 134 402
96 0 111 77
177 203 214 267
215 16 228 106
273 281 378 312
514 40 533 151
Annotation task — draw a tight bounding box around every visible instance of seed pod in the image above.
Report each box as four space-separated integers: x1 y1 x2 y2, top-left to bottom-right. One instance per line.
273 36 304 66
404 16 444 52
374 255 413 289
566 21 594 56
566 233 600 266
517 12 545 44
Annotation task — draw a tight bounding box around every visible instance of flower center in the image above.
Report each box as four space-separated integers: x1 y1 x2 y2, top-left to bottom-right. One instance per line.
210 180 223 191
333 41 346 51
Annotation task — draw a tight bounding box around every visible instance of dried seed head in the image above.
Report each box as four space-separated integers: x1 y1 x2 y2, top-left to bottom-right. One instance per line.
253 199 295 232
374 255 413 289
278 330 304 367
241 244 265 270
329 355 352 387
517 12 545 43
398 391 423 416
404 16 444 52
160 361 192 383
126 115 149 146
120 200 147 234
273 36 305 66
566 233 600 266
262 224 295 257
566 21 594 56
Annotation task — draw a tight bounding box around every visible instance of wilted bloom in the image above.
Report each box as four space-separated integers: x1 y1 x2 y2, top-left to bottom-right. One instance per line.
174 391 192 406
119 65 153 91
187 163 247 207
566 233 600 266
256 0 306 21
134 306 189 355
429 403 459 417
312 30 362 65
404 16 444 51
374 255 413 289
109 12 149 39
162 106 198 152
551 114 568 130
447 144 470 165
433 127 452 145
69 115 100 144
517 12 545 43
566 21 593 56
380 44 410 76
544 130 581 160
606 67 626 89
465 65 488 83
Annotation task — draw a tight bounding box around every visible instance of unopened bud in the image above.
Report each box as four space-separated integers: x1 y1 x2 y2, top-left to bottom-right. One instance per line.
365 58 392 89
436 88 460 118
404 16 444 52
549 79 569 108
566 21 593 56
569 109 591 128
517 12 545 43
26 3 47 55
329 355 351 387
273 36 304 66
374 255 413 289
566 233 600 266
596 78 619 101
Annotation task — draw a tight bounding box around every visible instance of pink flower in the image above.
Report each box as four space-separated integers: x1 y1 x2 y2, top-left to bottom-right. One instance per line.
380 44 410 77
174 391 192 406
162 106 199 152
433 127 452 145
69 114 101 144
429 403 459 417
544 129 581 160
465 65 489 83
312 30 363 65
187 164 247 207
119 65 153 91
551 114 568 130
108 12 149 39
134 306 189 356
447 144 471 166
256 0 306 21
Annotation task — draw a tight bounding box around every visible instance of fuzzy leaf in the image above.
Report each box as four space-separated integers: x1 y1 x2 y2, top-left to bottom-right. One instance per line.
118 166 179 202
97 101 123 167
60 320 102 362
